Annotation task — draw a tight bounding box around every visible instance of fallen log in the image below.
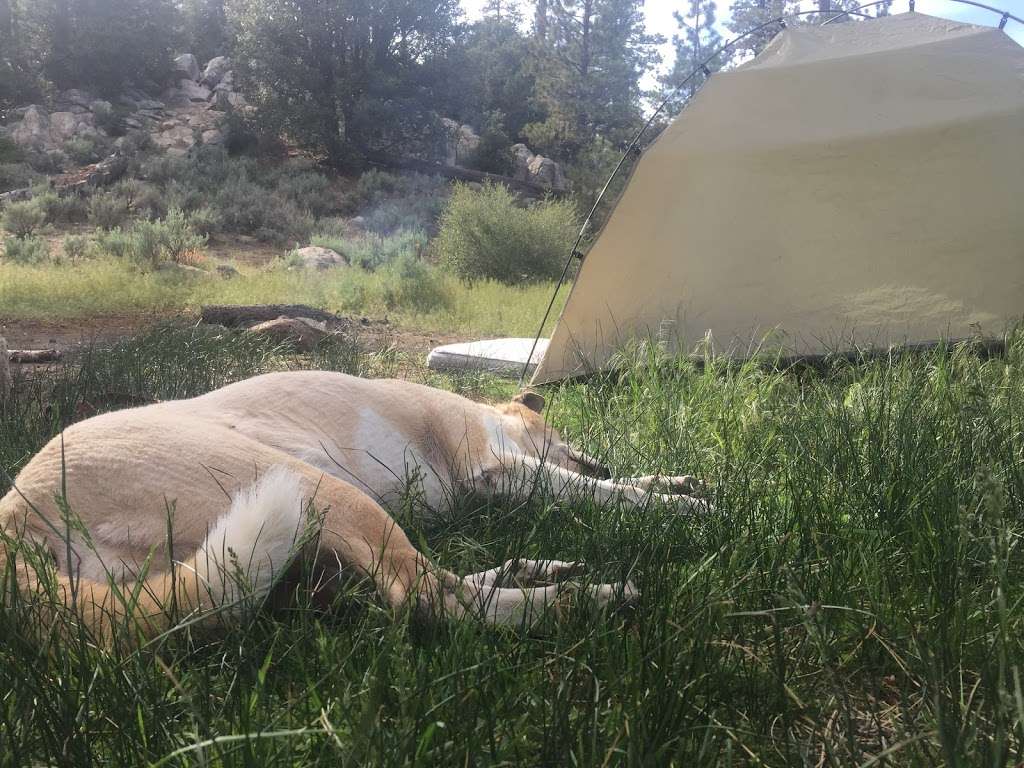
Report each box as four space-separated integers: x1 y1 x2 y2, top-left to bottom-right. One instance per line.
363 152 565 198
200 304 349 329
8 348 62 363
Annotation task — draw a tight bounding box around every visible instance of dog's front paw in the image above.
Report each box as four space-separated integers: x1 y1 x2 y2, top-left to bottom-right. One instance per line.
508 558 585 585
657 475 709 497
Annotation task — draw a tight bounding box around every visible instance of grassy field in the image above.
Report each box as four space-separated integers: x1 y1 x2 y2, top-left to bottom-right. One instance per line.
0 259 568 337
1 325 1023 766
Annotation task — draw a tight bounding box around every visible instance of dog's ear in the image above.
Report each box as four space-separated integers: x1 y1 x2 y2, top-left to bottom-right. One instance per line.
512 390 545 413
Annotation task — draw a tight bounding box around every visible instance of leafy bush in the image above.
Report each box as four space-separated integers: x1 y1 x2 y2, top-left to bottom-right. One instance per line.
378 252 451 311
128 209 206 268
34 190 88 224
0 163 42 194
88 192 129 230
2 234 49 263
0 136 21 164
311 228 427 271
90 210 205 268
91 102 125 137
1 199 47 238
187 206 222 237
435 183 578 283
64 136 107 166
62 234 90 261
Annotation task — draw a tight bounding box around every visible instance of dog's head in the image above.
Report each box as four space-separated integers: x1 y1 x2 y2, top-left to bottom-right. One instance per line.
498 391 612 479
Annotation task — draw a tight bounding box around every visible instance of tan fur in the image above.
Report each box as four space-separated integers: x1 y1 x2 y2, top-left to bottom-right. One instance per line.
0 371 705 644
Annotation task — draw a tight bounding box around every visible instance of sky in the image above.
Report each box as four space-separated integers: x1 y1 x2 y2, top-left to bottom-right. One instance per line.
461 0 1024 84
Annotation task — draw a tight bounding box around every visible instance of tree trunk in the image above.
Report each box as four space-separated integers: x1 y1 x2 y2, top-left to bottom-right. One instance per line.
535 0 547 40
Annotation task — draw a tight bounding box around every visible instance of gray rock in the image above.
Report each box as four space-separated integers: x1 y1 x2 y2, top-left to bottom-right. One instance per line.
201 128 224 145
226 92 248 110
174 53 200 81
49 111 82 142
89 99 113 114
61 89 95 108
178 79 211 102
212 71 235 92
201 56 232 88
511 143 567 191
289 246 348 271
11 106 50 149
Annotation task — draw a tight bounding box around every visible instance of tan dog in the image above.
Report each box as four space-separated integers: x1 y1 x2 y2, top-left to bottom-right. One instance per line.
0 371 707 642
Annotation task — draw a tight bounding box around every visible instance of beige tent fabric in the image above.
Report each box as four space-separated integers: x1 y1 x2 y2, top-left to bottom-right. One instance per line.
531 13 1024 384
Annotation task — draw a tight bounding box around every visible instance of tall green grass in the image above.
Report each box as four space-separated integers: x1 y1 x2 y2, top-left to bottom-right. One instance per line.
1 328 1022 765
0 259 568 337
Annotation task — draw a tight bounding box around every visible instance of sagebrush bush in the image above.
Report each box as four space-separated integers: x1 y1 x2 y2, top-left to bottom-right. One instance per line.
128 209 206 268
64 137 107 166
89 211 205 268
88 191 129 230
311 228 427 272
34 190 88 224
2 234 49 262
435 183 578 283
0 163 41 194
1 199 47 238
62 234 90 261
378 252 451 311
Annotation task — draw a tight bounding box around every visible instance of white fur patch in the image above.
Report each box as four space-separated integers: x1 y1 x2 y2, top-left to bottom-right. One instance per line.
193 465 306 603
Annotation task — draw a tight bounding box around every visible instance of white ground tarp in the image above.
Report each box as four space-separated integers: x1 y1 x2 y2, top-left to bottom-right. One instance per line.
428 338 549 378
532 12 1024 383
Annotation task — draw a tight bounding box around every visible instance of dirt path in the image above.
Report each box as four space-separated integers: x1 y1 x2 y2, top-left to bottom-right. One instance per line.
0 312 462 363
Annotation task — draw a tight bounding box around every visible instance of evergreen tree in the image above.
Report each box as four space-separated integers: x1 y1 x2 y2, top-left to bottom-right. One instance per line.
524 0 661 161
22 0 180 96
660 0 723 116
227 0 461 167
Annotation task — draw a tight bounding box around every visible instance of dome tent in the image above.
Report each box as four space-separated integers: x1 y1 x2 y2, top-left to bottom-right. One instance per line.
530 12 1024 384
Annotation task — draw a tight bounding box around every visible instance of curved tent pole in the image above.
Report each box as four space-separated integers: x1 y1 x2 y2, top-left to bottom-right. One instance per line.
519 0 1022 386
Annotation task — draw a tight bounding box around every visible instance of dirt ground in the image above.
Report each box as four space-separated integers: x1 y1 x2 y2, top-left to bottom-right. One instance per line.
0 312 464 363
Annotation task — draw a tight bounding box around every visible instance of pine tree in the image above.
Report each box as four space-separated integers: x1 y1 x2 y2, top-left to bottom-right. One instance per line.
525 0 661 160
660 0 723 116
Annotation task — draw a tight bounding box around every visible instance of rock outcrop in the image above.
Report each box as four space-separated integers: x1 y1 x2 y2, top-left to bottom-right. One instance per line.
511 143 567 192
4 53 250 160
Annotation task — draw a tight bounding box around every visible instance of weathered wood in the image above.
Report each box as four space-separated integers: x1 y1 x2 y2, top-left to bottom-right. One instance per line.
8 348 62 363
200 304 350 328
364 152 565 197
0 153 127 206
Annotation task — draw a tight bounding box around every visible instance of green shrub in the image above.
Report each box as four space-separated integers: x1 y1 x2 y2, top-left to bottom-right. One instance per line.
127 209 206 268
0 163 41 194
89 211 205 268
64 137 106 166
91 102 125 137
311 228 427 271
0 136 22 164
188 206 222 237
2 234 49 262
62 234 90 261
1 199 47 238
34 190 88 224
88 191 129 230
92 227 133 260
378 252 451 311
435 183 578 283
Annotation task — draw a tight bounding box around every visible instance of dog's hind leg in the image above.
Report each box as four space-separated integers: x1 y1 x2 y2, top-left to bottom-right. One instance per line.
299 470 634 628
